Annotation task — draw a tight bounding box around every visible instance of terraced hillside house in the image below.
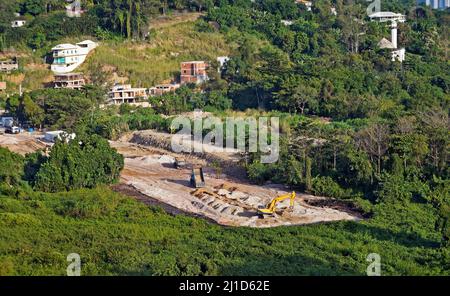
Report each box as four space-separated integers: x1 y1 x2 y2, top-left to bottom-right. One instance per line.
148 84 180 96
51 40 97 74
107 84 148 105
180 61 209 85
0 58 18 72
53 73 85 90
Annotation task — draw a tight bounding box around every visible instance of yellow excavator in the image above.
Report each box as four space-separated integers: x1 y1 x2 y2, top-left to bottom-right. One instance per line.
258 191 296 216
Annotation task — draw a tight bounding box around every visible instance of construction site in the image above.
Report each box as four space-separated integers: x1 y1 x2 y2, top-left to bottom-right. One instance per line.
109 130 364 228
0 129 364 228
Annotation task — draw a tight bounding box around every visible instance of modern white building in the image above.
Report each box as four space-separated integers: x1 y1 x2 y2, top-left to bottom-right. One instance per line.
295 0 312 11
368 12 406 23
11 20 26 28
216 56 230 73
370 12 406 62
51 40 97 74
44 131 76 143
418 0 450 9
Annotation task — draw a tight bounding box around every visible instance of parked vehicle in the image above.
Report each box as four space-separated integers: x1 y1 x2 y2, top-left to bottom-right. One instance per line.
5 126 20 134
1 117 14 127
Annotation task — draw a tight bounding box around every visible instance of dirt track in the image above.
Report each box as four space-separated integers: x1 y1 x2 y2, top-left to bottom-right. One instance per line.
0 133 48 155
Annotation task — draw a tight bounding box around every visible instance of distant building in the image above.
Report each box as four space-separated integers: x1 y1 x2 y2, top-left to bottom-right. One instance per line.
281 20 294 26
54 73 85 90
377 38 396 49
295 0 312 11
11 20 26 28
66 0 85 17
51 40 97 74
368 12 406 23
330 7 337 16
149 84 180 96
216 56 230 73
44 131 76 143
370 12 406 62
180 61 209 85
391 48 406 62
1 117 14 127
0 58 19 72
107 84 148 105
417 0 450 9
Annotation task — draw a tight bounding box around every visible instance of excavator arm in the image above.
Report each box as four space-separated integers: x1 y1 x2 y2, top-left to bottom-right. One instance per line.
258 192 296 215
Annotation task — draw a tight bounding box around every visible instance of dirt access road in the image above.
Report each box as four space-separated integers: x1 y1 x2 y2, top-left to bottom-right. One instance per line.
0 132 48 155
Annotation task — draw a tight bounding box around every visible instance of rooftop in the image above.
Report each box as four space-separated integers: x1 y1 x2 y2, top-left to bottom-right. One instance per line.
76 40 96 46
369 11 406 22
378 38 396 49
51 43 79 51
181 61 206 64
54 72 83 76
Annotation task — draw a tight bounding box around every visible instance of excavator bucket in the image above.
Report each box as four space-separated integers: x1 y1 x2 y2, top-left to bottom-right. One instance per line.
190 167 205 188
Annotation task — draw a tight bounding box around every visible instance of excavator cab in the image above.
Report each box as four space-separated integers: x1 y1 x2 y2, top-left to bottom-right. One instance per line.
258 191 296 217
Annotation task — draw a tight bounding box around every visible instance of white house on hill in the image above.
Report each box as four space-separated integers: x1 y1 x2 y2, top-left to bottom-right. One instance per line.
11 20 26 28
51 40 97 74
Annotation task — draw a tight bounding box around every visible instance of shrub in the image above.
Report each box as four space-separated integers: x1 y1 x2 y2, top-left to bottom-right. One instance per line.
34 134 124 192
0 213 41 227
0 148 24 186
54 187 120 219
247 161 274 184
311 176 349 199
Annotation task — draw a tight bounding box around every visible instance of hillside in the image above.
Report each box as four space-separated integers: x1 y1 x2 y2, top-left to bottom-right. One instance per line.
0 0 448 278
81 16 236 86
1 13 238 93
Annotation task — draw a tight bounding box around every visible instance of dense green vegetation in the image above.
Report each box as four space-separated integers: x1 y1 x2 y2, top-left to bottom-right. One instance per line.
0 0 448 275
0 160 448 275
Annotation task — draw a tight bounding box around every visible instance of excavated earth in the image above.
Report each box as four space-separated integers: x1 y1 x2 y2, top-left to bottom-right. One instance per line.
0 130 364 228
110 131 365 228
0 133 48 155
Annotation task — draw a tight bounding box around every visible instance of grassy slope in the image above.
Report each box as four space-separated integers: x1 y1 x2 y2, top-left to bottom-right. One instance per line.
2 14 235 94
0 186 448 275
81 19 236 87
0 52 53 94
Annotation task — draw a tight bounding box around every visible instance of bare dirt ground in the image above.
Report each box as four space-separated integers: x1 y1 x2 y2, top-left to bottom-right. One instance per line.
0 132 48 155
110 131 364 228
1 130 364 227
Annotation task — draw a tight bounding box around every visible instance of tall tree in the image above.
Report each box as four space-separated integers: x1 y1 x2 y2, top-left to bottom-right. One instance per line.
356 123 390 175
